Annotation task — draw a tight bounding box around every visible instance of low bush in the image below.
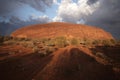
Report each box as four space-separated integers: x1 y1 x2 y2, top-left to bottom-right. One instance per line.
25 41 35 48
3 40 16 45
3 36 13 41
37 51 47 57
102 39 115 47
40 38 49 44
96 52 107 59
32 46 39 53
70 38 79 45
92 40 101 45
46 40 55 46
45 47 55 54
54 36 68 48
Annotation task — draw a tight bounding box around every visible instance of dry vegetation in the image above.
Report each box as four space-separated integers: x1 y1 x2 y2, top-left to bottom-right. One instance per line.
0 35 117 47
0 35 118 60
0 35 120 80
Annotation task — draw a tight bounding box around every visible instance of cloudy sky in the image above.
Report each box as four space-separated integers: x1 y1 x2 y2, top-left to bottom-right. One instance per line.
0 0 120 39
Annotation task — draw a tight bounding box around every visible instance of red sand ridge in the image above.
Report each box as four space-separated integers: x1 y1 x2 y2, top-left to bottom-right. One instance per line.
11 22 114 40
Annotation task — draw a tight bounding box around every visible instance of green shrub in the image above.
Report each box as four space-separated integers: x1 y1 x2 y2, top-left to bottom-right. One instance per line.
92 40 100 45
27 42 35 48
70 38 79 45
86 40 92 45
45 47 54 54
96 52 107 59
54 36 68 48
95 52 113 63
109 39 116 45
3 40 16 45
79 39 86 45
46 40 55 46
102 39 115 47
36 51 47 57
40 38 49 43
32 46 54 57
3 36 13 41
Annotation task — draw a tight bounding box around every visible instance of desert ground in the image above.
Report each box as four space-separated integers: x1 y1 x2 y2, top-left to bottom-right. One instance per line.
0 36 120 80
0 22 120 80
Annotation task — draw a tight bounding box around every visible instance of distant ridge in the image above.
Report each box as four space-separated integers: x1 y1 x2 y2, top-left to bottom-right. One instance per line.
11 22 114 40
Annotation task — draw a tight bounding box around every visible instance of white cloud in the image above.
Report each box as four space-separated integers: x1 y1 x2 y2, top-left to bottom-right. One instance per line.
8 15 50 25
53 0 60 5
0 0 54 20
18 0 53 11
53 0 100 24
53 16 63 22
77 19 85 24
0 15 51 35
28 15 50 23
86 0 120 39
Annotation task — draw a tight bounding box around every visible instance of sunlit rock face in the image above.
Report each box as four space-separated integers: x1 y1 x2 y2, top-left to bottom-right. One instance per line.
11 22 114 40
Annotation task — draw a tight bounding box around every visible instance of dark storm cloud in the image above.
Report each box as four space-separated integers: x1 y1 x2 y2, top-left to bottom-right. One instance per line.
0 0 120 39
0 0 53 17
0 0 20 16
19 0 53 11
0 22 21 35
0 0 53 35
0 15 50 35
86 0 120 39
